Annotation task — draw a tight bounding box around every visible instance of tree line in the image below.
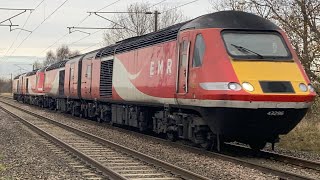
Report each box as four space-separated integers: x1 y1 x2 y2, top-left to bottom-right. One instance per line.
34 45 80 69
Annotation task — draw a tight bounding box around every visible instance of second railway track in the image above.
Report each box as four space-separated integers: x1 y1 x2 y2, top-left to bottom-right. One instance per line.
1 96 320 180
0 100 209 180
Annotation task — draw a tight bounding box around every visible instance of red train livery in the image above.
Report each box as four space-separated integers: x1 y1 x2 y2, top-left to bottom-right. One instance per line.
13 11 316 151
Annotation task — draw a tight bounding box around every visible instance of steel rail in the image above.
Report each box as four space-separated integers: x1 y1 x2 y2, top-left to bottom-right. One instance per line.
0 97 318 180
225 143 320 171
0 104 127 180
0 99 210 180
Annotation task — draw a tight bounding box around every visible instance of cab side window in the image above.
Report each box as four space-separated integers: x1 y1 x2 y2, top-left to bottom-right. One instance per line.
193 34 206 67
86 65 92 79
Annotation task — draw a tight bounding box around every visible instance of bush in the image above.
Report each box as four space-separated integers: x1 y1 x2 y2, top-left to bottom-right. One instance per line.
0 79 11 93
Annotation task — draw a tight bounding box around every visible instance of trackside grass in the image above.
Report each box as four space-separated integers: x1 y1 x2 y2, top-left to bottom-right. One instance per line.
0 155 5 172
0 164 5 172
278 119 320 152
278 95 320 153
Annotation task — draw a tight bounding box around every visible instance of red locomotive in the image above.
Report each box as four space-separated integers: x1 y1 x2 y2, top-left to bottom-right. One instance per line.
13 11 316 150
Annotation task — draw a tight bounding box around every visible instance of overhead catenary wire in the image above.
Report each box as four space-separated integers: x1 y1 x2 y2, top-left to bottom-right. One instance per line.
1 12 32 60
163 0 199 13
40 0 122 55
80 40 104 52
9 0 69 57
69 30 101 46
77 0 168 53
0 0 45 61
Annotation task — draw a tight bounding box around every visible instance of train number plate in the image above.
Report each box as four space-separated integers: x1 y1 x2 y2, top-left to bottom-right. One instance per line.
267 111 285 116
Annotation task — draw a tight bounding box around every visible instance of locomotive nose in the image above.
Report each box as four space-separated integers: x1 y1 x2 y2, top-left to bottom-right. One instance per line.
231 60 315 97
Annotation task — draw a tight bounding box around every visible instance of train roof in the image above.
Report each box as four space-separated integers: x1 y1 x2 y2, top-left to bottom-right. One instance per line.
96 22 187 58
13 73 26 80
95 11 279 59
180 10 280 31
46 60 68 71
25 69 40 77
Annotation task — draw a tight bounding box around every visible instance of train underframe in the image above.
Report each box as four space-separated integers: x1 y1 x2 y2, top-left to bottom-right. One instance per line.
13 93 307 151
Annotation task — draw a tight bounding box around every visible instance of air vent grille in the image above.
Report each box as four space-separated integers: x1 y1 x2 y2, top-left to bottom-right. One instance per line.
100 60 113 98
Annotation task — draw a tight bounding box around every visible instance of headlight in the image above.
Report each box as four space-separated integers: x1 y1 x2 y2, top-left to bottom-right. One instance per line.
228 82 242 91
308 84 315 92
242 82 254 92
299 83 308 92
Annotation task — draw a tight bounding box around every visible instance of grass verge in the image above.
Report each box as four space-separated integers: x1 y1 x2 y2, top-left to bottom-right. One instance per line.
278 119 320 153
0 164 5 172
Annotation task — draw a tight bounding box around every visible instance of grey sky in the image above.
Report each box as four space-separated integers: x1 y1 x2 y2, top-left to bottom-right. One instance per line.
0 0 212 78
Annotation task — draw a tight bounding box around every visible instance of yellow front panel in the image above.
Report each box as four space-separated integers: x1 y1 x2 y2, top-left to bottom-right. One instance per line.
231 60 309 95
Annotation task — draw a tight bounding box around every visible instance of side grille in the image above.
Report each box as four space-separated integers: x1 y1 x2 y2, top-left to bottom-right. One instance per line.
259 81 295 93
100 60 113 98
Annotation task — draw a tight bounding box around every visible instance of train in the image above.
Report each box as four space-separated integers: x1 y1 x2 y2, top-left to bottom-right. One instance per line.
12 11 316 151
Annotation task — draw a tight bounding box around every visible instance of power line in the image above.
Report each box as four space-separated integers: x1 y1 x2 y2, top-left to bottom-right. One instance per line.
149 0 168 9
2 12 32 58
97 0 122 12
34 0 46 9
40 0 122 55
69 30 101 46
1 0 45 61
0 8 34 11
77 0 168 53
9 0 69 56
40 32 69 54
80 41 104 52
163 0 199 13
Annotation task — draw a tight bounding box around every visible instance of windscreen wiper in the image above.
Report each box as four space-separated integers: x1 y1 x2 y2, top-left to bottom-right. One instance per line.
231 44 264 59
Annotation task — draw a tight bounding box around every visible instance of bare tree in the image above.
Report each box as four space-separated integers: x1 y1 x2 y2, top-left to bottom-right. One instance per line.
44 50 56 66
69 50 80 58
56 45 71 61
103 2 186 45
210 0 320 80
209 0 271 18
33 60 43 69
44 45 80 66
255 0 320 80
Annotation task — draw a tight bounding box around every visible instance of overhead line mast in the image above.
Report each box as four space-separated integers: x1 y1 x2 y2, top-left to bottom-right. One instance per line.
0 8 34 31
9 0 69 57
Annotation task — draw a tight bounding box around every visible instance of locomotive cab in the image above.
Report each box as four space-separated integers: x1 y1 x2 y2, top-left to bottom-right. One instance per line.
176 11 316 150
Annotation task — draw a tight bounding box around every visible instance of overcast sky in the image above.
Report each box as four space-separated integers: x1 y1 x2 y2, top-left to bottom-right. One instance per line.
0 0 212 78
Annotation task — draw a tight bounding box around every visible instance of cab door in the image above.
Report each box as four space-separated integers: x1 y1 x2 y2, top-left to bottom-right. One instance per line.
176 32 191 95
82 58 93 99
69 63 75 95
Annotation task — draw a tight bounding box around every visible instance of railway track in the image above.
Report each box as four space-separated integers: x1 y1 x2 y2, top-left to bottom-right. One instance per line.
1 96 319 179
0 99 209 180
224 143 320 171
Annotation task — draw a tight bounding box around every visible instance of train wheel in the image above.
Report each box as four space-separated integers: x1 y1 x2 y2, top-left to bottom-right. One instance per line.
200 141 213 150
71 106 76 116
166 131 178 142
249 141 266 151
97 116 103 123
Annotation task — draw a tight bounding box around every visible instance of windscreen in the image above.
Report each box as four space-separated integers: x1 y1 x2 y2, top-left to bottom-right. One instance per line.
222 31 291 60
